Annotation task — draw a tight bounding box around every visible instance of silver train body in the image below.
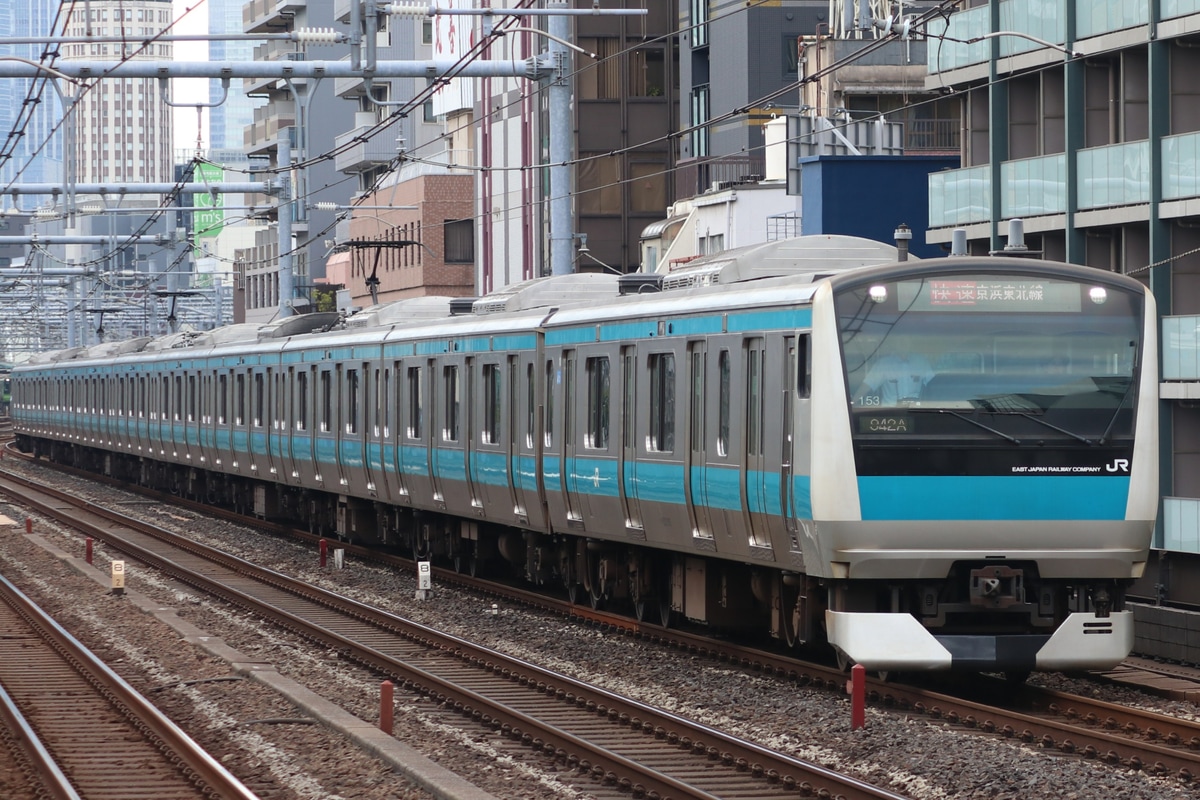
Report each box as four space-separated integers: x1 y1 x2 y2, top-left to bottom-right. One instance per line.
11 237 1158 674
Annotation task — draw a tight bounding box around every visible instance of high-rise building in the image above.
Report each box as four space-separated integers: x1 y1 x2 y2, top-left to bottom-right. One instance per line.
207 0 262 154
59 0 174 184
0 0 65 187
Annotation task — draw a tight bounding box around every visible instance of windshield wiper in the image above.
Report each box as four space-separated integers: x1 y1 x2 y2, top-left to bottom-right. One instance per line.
909 407 1021 445
975 398 1093 445
1097 380 1135 445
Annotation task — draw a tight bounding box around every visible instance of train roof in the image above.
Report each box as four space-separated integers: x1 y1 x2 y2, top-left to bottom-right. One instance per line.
659 234 908 290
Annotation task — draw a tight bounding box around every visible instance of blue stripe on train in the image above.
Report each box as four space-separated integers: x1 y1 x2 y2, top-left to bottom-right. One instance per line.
856 475 1130 521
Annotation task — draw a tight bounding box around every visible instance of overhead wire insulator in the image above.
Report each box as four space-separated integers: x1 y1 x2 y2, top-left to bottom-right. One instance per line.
294 28 342 44
386 3 434 17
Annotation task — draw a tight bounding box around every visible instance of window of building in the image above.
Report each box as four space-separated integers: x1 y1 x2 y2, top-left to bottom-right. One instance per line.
628 46 665 97
444 219 474 263
579 154 622 214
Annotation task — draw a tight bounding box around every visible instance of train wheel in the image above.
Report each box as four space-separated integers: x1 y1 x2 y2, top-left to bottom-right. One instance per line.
586 552 606 610
633 560 672 627
453 543 477 576
781 585 802 648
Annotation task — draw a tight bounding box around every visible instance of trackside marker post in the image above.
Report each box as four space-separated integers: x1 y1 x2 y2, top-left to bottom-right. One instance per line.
25 518 31 534
86 537 93 565
333 548 345 570
849 664 866 730
415 561 432 600
319 538 327 568
111 561 125 597
380 680 394 735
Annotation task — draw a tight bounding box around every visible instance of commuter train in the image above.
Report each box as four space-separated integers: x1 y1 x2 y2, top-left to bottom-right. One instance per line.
10 235 1158 676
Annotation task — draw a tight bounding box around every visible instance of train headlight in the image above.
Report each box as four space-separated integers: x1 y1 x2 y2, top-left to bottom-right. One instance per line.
868 285 888 303
1088 286 1108 305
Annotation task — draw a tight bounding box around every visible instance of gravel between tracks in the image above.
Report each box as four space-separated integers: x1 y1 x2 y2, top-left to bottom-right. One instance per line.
0 458 1195 800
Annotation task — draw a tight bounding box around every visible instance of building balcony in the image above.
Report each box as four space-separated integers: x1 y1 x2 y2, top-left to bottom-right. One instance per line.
334 124 400 174
1000 153 1066 218
245 117 296 156
243 0 304 34
673 156 765 201
928 164 990 228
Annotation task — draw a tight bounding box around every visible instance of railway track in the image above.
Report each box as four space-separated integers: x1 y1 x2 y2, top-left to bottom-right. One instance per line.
0 466 908 800
5 452 1200 791
0 570 258 800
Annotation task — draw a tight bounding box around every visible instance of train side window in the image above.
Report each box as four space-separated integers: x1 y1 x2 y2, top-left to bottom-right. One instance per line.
718 350 730 456
526 362 535 448
346 368 359 434
622 347 636 450
320 370 332 432
689 348 704 449
482 363 500 445
443 365 460 442
296 371 308 431
140 376 147 419
236 373 246 426
188 375 196 422
797 334 811 399
648 352 675 453
374 368 383 437
254 372 265 427
544 359 554 447
174 375 183 421
585 356 609 450
407 366 423 439
747 342 763 456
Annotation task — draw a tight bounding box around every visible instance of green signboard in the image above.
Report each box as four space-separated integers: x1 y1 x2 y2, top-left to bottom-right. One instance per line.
193 163 224 253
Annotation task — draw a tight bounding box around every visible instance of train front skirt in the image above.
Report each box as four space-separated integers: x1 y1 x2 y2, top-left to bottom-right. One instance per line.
826 610 1135 672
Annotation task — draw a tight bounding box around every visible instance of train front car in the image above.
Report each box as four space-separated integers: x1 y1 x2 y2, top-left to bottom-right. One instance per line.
810 258 1157 675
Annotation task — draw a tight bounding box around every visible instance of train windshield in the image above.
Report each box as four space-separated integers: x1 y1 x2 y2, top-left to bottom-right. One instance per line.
835 272 1144 443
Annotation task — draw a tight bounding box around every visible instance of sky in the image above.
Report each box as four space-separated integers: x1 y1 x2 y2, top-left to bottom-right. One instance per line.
171 0 210 153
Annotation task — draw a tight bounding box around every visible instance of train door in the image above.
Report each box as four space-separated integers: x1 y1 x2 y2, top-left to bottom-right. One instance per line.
513 355 544 530
744 337 773 549
263 367 280 479
462 356 479 511
365 364 386 500
685 341 712 539
385 361 409 501
619 346 642 532
314 366 334 486
781 335 803 538
560 349 583 525
470 357 510 521
428 358 447 507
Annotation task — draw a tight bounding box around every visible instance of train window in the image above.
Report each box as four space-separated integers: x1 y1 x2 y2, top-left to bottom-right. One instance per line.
648 352 675 452
747 343 763 456
564 353 576 450
139 376 147 418
218 373 228 424
622 348 635 449
526 363 535 448
544 360 554 446
346 369 359 434
689 348 704 450
175 375 183 421
718 350 730 456
254 373 265 427
236 373 246 426
797 334 811 399
482 363 500 445
444 365 460 442
296 371 308 431
585 356 610 449
373 368 383 436
188 375 196 422
383 367 392 437
407 366 423 439
320 370 332 432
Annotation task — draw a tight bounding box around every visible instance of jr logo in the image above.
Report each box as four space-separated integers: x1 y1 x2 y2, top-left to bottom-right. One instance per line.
1106 458 1130 473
